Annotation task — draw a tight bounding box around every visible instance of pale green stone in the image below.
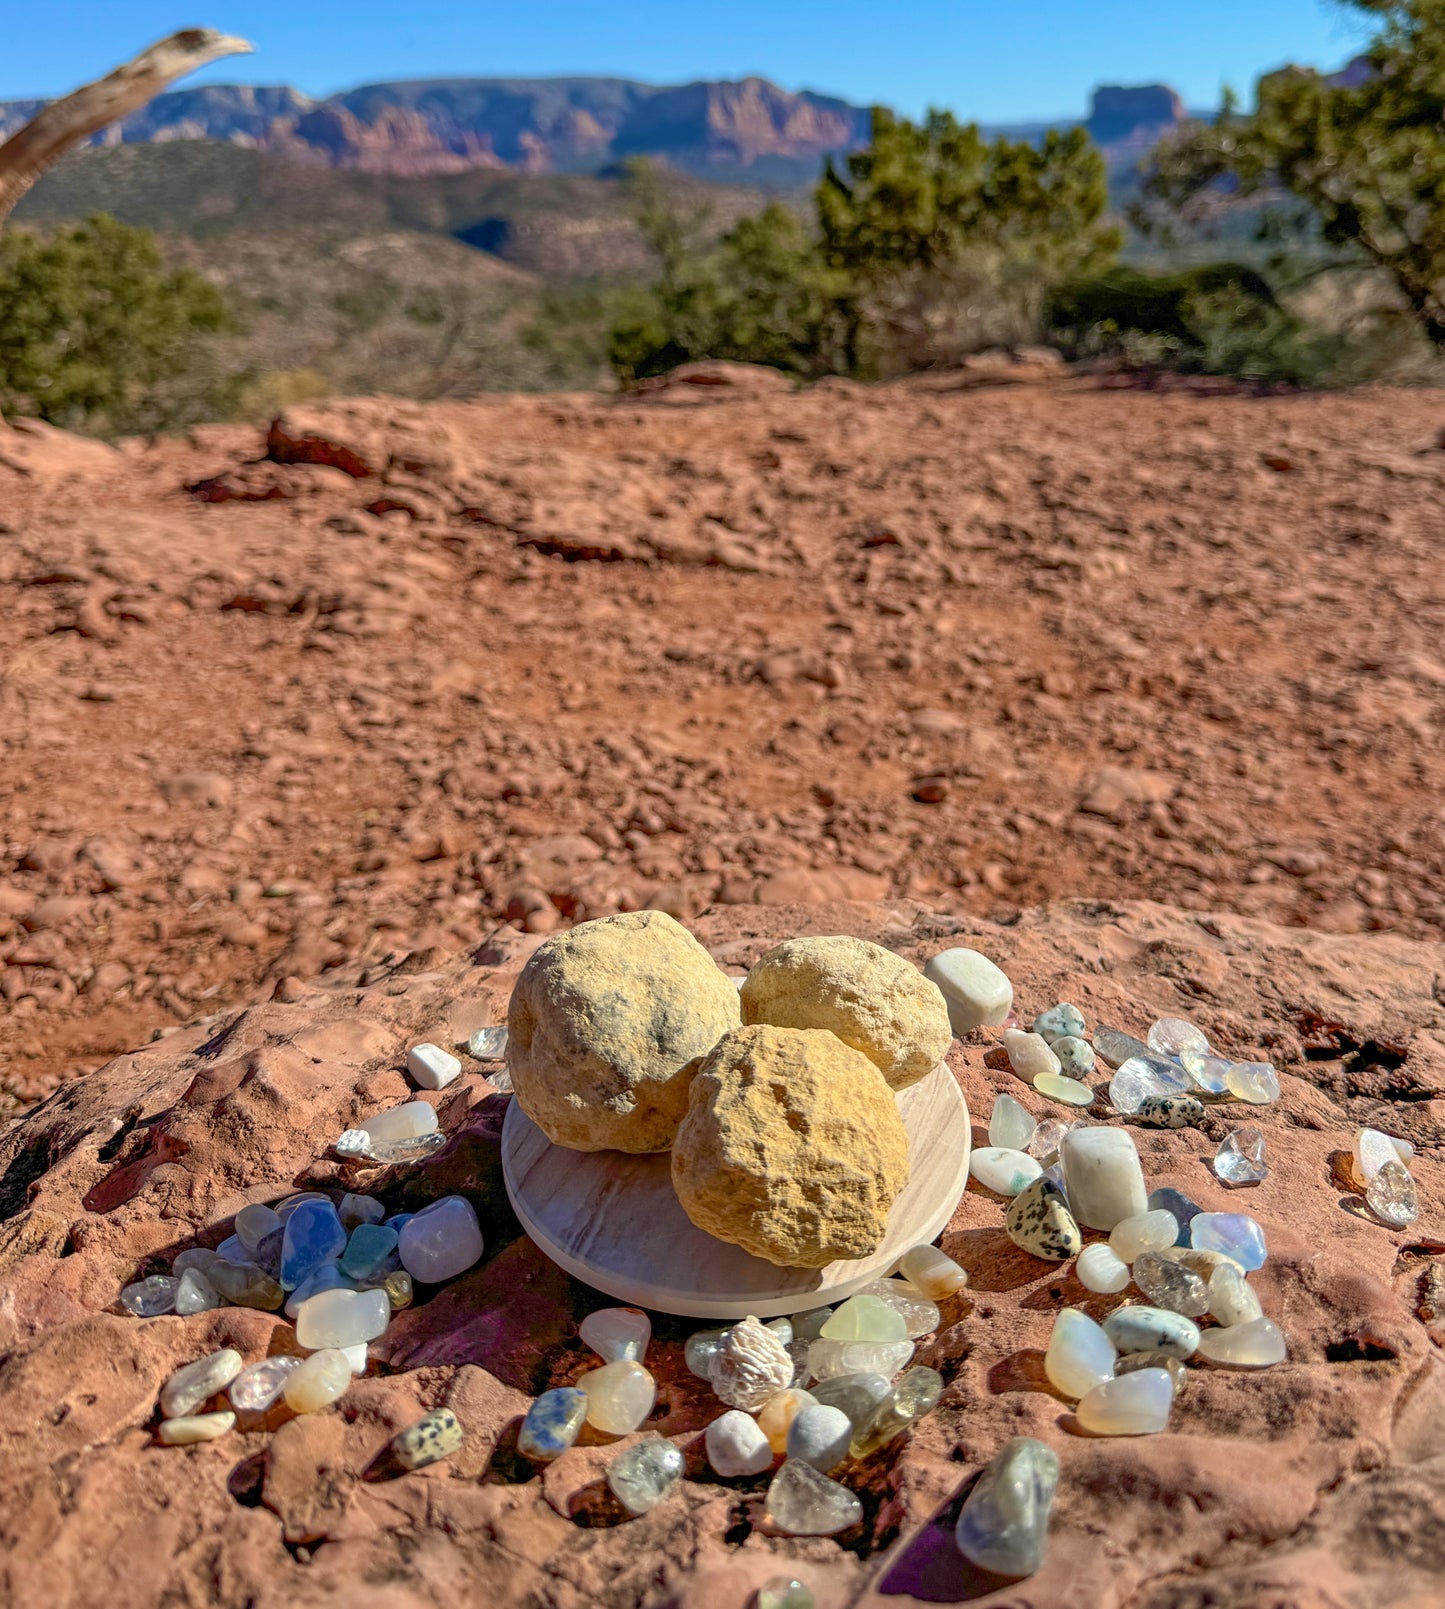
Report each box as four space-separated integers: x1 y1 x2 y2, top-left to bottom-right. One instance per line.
819 1294 907 1343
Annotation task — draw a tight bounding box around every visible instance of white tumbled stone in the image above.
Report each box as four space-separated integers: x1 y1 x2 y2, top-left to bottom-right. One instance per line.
397 1196 483 1283
786 1404 853 1472
295 1286 391 1350
1109 1210 1180 1264
1207 1262 1263 1327
1075 1242 1131 1294
407 1042 462 1091
1076 1367 1173 1435
969 1146 1042 1198
158 1410 236 1445
1004 1030 1061 1083
924 948 1013 1034
160 1348 244 1420
1044 1308 1116 1399
705 1409 774 1476
1061 1127 1148 1231
1196 1316 1285 1367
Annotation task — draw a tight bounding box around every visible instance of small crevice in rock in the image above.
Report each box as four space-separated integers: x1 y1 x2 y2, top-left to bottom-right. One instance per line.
1325 1338 1398 1364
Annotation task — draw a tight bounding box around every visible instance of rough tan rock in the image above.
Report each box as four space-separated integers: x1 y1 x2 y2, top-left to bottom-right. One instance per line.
739 934 951 1090
507 909 740 1153
671 1024 910 1266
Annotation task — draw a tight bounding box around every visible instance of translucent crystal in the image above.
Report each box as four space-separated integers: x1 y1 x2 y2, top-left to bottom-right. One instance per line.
970 1146 1043 1197
1061 1127 1147 1230
1207 1261 1263 1327
235 1204 283 1255
284 1348 352 1413
398 1196 483 1282
160 1348 244 1419
1226 1062 1280 1105
989 1092 1037 1151
1110 1054 1191 1115
685 1327 728 1378
1033 1072 1094 1106
1044 1309 1116 1399
1033 1004 1086 1043
407 1042 461 1091
847 1365 943 1459
1109 1210 1180 1263
359 1100 439 1148
1148 1017 1208 1060
229 1356 303 1415
765 1317 794 1345
706 1408 774 1475
807 1337 914 1383
482 1064 514 1093
172 1247 221 1278
1196 1316 1286 1367
1366 1159 1419 1228
756 1579 814 1609
1003 1029 1060 1082
787 1403 853 1471
158 1411 235 1446
519 1387 588 1461
1147 1187 1201 1243
1354 1127 1411 1185
466 1025 510 1060
174 1268 220 1315
608 1435 684 1514
758 1388 817 1454
342 1341 370 1376
284 1263 353 1318
215 1233 248 1264
954 1436 1059 1578
763 1459 863 1536
1191 1212 1267 1270
393 1407 463 1470
1132 1251 1209 1316
280 1199 347 1290
819 1294 907 1343
852 1278 941 1338
1214 1127 1267 1185
370 1130 448 1164
579 1306 652 1363
340 1223 399 1281
789 1306 835 1342
1102 1306 1200 1359
1076 1367 1173 1435
208 1259 283 1311
295 1286 390 1350
1185 1054 1234 1096
383 1269 414 1310
1116 1351 1188 1393
809 1372 891 1430
578 1359 656 1434
897 1244 968 1300
338 1193 385 1230
120 1275 179 1316
1093 1025 1150 1068
1075 1243 1130 1294
1027 1117 1072 1162
276 1192 333 1222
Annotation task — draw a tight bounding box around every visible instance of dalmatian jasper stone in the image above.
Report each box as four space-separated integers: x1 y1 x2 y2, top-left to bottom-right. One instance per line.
1135 1095 1206 1129
393 1407 464 1470
1004 1175 1083 1261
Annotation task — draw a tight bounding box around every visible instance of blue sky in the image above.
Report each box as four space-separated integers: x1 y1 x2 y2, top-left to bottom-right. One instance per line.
4 2 1372 119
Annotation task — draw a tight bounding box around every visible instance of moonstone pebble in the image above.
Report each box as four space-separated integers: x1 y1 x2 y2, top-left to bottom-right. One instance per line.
1354 1127 1410 1184
407 1042 461 1091
1110 1055 1191 1115
1045 1308 1116 1399
172 1247 221 1278
989 1092 1037 1152
1148 1017 1208 1059
1004 1176 1082 1261
392 1407 463 1470
208 1260 283 1311
848 1365 943 1459
519 1387 588 1461
685 1328 728 1378
1034 1072 1095 1107
757 1580 814 1609
789 1306 835 1342
359 1100 439 1148
398 1196 483 1283
1103 1306 1200 1359
787 1404 853 1471
338 1193 385 1230
707 1409 774 1475
924 948 1014 1034
853 1279 941 1338
283 1348 352 1414
1133 1252 1209 1316
758 1388 817 1454
1366 1159 1420 1228
295 1286 390 1350
1076 1242 1131 1294
158 1411 236 1446
578 1359 656 1434
1077 1367 1174 1434
1226 1062 1280 1104
161 1349 244 1419
229 1356 302 1415
1191 1212 1267 1271
215 1234 249 1265
1187 1055 1234 1095
809 1373 891 1430
897 1245 967 1300
235 1204 282 1255
1207 1261 1263 1327
1093 1025 1150 1068
581 1307 652 1363
609 1436 684 1513
340 1223 399 1281
807 1337 914 1383
763 1460 863 1536
466 1025 509 1060
820 1294 907 1343
175 1268 220 1315
1050 1035 1096 1077
954 1436 1059 1578
1148 1188 1201 1243
1061 1127 1147 1230
285 1263 353 1318
1116 1351 1188 1393
280 1199 347 1290
1136 1094 1206 1129
342 1342 370 1376
1196 1316 1286 1367
121 1275 179 1317
969 1146 1043 1197
1109 1210 1180 1264
1215 1127 1268 1185
1004 1030 1061 1082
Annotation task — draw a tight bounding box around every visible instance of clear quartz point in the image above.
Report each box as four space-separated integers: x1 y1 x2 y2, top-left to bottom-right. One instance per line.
1214 1127 1268 1185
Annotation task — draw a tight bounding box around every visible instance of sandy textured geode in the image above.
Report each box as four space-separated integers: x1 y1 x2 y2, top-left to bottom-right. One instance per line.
671 1024 910 1266
739 934 951 1091
507 910 740 1152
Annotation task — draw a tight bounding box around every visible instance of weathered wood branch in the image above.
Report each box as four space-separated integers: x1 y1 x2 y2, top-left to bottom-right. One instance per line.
0 29 253 227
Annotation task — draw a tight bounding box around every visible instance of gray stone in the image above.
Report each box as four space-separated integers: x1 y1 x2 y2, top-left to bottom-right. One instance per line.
954 1436 1059 1578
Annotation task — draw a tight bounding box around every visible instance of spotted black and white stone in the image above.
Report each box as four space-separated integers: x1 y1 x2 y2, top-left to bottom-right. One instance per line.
393 1407 464 1471
1004 1175 1083 1261
1135 1095 1206 1129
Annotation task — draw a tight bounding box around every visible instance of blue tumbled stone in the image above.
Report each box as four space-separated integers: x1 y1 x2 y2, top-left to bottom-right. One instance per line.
1190 1211 1267 1271
518 1387 589 1462
340 1223 400 1281
279 1199 347 1290
1148 1187 1202 1245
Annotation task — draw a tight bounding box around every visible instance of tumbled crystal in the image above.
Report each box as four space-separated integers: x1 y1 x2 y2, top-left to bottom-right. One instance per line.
756 1579 814 1609
1051 1036 1096 1078
1044 1308 1116 1399
789 1306 835 1342
1214 1127 1268 1186
398 1196 483 1282
1196 1316 1286 1367
1075 1242 1130 1294
989 1092 1037 1152
685 1327 729 1378
1136 1094 1206 1129
466 1025 510 1060
608 1435 684 1514
174 1268 220 1315
1366 1159 1419 1228
1147 1187 1201 1243
848 1279 939 1339
341 1341 370 1377
1116 1351 1188 1393
970 1146 1043 1197
1003 1029 1060 1082
1207 1261 1263 1327
340 1223 399 1281
1033 1003 1086 1042
338 1192 385 1230
158 1411 235 1446
161 1348 244 1419
1226 1062 1280 1105
1004 1176 1081 1261
407 1042 461 1091
807 1337 914 1383
1109 1210 1180 1264
284 1348 352 1413
1185 1054 1234 1096
707 1408 775 1475
757 1388 816 1454
370 1131 448 1164
1132 1251 1209 1316
1076 1367 1173 1434
285 1263 353 1318
172 1247 222 1278
765 1317 794 1345
393 1407 463 1470
1027 1117 1071 1162
897 1244 967 1300
235 1204 283 1255
1191 1212 1267 1270
519 1387 588 1461
848 1365 943 1458
383 1269 414 1310
1110 1054 1191 1115
1148 1017 1208 1059
215 1233 248 1265
581 1306 651 1363
1103 1305 1199 1359
280 1200 347 1290
578 1359 656 1434
296 1286 390 1350
1354 1127 1404 1185
954 1436 1058 1578
1093 1025 1150 1068
763 1459 862 1536
1034 1072 1094 1106
121 1274 179 1317
275 1192 332 1222
809 1372 891 1430
229 1355 303 1415
360 1100 439 1148
787 1403 853 1471
1061 1127 1147 1230
820 1294 907 1343
208 1259 284 1311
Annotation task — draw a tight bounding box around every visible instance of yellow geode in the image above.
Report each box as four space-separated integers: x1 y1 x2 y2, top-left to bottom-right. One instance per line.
740 935 952 1091
671 1025 910 1267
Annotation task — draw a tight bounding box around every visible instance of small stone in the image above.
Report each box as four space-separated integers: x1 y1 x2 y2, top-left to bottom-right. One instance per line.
393 1407 464 1470
707 1408 775 1475
578 1359 656 1434
1133 1251 1209 1316
1103 1306 1200 1359
335 1129 373 1159
1354 1127 1409 1185
1005 1176 1082 1261
757 1388 817 1454
407 1042 462 1091
924 948 1013 1034
808 1373 891 1430
283 1348 352 1414
359 1100 440 1149
1186 1054 1234 1096
338 1193 385 1230
1136 1094 1206 1129
235 1204 283 1255
1075 1242 1131 1294
284 1263 353 1318
820 1293 908 1343
710 1315 796 1409
172 1247 222 1278
342 1341 370 1377
1076 1368 1174 1434
969 1146 1043 1197
581 1307 652 1363
1061 1127 1148 1230
229 1356 303 1415
609 1435 684 1513
466 1025 509 1060
989 1092 1037 1151
398 1196 483 1283
1196 1316 1286 1367
383 1269 414 1310
1226 1062 1280 1105
519 1387 589 1461
295 1286 391 1350
685 1328 729 1378
1148 1188 1201 1242
954 1436 1059 1578
208 1259 284 1311
215 1233 249 1265
756 1579 814 1609
1147 1017 1208 1060
853 1279 941 1338
1207 1261 1263 1327
847 1365 944 1458
789 1306 835 1341
787 1403 853 1471
1033 1073 1095 1107
897 1244 968 1300
1093 1026 1150 1068
765 1317 794 1345
1027 1117 1072 1161
1116 1351 1188 1393
1158 1246 1238 1281
277 1192 335 1222
1050 1036 1095 1077
1033 1004 1087 1043
120 1274 179 1316
1044 1308 1116 1399
158 1411 236 1446
371 1131 449 1165
763 1459 863 1536
806 1337 914 1383
1214 1127 1268 1185
1003 1029 1061 1082
1191 1212 1267 1270
174 1268 220 1315
340 1223 399 1281
1109 1209 1180 1264
1110 1055 1191 1115
160 1348 244 1419
280 1199 347 1291
1366 1159 1420 1228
